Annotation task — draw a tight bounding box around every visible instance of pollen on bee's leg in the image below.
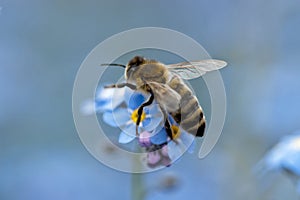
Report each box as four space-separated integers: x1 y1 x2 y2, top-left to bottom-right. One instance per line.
171 125 181 141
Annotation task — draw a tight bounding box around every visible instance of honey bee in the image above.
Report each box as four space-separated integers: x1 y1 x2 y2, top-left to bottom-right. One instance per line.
102 56 227 140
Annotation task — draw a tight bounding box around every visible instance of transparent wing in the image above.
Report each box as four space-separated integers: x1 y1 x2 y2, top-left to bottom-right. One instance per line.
167 59 227 80
146 82 181 112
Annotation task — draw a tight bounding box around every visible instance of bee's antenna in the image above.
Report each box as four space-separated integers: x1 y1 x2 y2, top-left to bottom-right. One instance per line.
100 63 126 68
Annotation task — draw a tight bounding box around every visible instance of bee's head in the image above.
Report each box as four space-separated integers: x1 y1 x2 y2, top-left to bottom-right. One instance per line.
101 56 146 81
125 56 146 79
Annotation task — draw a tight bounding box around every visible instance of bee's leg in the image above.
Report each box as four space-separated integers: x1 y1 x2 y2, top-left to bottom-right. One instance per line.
164 117 173 141
104 83 136 90
160 108 180 144
136 90 155 136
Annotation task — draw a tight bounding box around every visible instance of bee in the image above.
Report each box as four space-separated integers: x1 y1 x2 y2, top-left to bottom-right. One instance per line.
102 56 227 140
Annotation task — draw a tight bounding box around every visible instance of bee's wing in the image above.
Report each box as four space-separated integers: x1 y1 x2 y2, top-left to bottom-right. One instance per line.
146 82 181 112
166 59 227 80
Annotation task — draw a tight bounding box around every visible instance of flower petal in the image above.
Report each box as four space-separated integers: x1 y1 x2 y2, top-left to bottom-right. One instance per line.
161 145 169 157
147 151 161 165
187 140 196 154
142 118 151 127
138 131 152 147
126 91 146 110
161 157 172 167
180 130 195 153
124 87 135 102
263 134 300 173
102 108 130 127
96 87 124 100
80 100 96 115
167 141 184 161
150 127 168 145
143 104 163 131
120 123 137 137
95 99 110 111
95 87 125 111
102 112 118 127
118 131 136 144
113 108 131 125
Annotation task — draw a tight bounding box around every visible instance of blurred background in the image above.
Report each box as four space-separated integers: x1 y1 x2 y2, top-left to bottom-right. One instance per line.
1 0 300 199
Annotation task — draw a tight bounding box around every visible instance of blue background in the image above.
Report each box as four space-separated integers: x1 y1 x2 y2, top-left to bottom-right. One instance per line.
1 0 300 199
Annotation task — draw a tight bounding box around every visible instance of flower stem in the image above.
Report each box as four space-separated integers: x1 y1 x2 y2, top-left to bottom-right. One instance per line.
131 147 146 200
131 173 146 200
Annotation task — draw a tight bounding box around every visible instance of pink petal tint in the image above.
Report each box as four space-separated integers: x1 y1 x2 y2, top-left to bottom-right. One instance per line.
138 131 152 147
147 151 161 165
161 157 172 167
146 144 172 168
161 145 169 157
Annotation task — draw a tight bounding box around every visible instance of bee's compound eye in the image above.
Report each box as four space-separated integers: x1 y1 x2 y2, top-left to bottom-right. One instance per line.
129 56 145 67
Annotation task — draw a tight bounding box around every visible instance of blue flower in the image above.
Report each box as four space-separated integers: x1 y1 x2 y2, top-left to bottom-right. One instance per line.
81 86 126 115
102 90 163 144
258 132 300 175
81 85 195 168
81 86 164 144
139 115 195 167
257 131 300 194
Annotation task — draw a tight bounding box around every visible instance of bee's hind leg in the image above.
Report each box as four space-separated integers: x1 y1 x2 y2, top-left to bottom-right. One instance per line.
104 83 136 90
135 89 155 136
160 108 180 145
164 117 173 141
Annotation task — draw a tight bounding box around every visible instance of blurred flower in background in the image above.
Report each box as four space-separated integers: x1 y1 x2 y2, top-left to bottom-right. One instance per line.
156 172 180 192
256 131 300 195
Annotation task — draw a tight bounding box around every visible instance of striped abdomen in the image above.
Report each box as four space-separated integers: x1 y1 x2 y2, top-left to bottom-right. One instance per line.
168 75 206 137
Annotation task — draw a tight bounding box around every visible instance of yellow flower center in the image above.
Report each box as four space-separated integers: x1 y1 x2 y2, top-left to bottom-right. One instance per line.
131 109 146 123
171 125 181 140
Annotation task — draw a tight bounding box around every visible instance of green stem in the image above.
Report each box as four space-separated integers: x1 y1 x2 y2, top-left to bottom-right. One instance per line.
131 147 146 200
131 173 146 200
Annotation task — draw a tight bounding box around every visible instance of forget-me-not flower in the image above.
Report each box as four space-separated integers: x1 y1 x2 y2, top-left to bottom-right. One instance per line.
138 115 195 167
102 89 163 144
153 116 195 161
81 86 126 115
81 85 195 168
